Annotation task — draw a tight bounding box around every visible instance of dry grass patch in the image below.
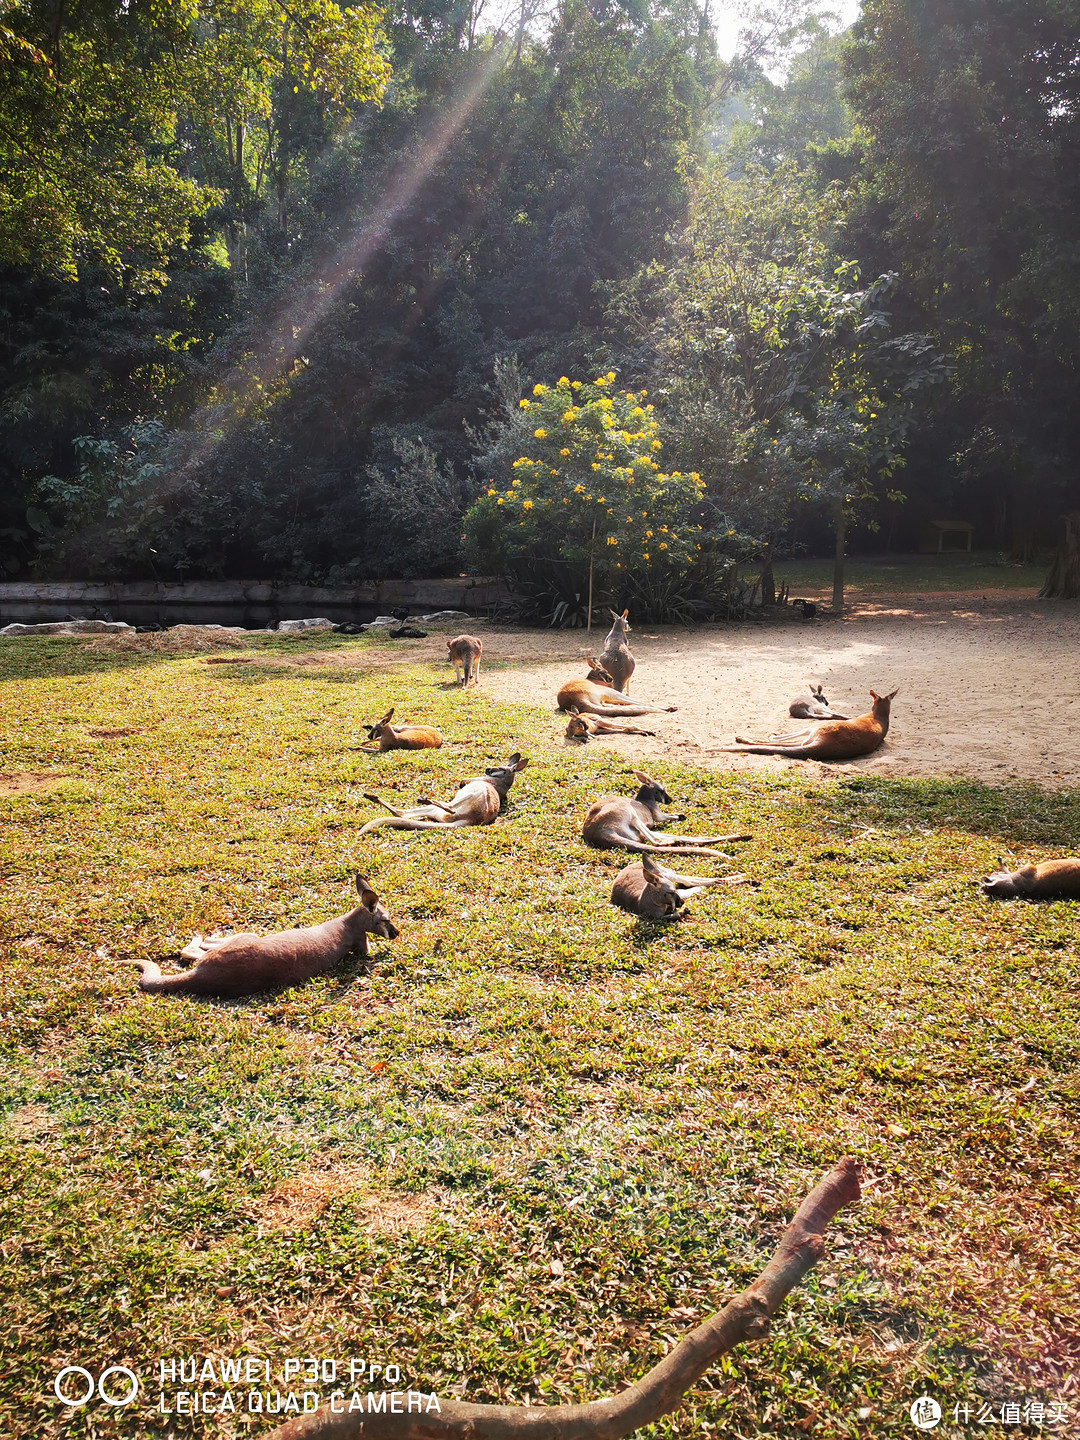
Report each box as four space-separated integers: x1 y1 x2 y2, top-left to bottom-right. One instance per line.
3 1104 55 1140
0 770 70 794
87 624 246 655
86 725 141 738
254 1165 451 1237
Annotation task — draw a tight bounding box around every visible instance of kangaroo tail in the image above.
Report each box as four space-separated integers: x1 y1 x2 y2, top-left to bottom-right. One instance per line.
357 815 463 835
575 702 673 718
713 743 816 757
127 958 190 994
628 842 733 859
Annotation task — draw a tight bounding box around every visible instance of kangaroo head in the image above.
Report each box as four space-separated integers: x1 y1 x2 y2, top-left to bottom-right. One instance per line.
608 608 631 633
354 873 400 939
483 753 529 792
585 656 614 683
641 855 683 916
366 707 395 740
811 685 826 702
565 709 590 741
632 768 671 805
869 687 899 711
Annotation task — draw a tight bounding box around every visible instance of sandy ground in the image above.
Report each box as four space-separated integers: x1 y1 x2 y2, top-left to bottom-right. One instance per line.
467 591 1080 788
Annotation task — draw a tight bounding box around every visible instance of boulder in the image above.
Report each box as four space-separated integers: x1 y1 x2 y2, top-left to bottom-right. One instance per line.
416 610 472 622
276 617 334 632
0 619 133 636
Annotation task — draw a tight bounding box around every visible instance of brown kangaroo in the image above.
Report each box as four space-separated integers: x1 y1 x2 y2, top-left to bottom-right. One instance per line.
128 874 399 998
565 705 657 743
359 707 443 752
359 752 528 834
611 853 750 919
717 689 898 760
447 634 482 688
558 665 676 720
788 685 848 721
598 609 635 693
583 770 752 858
980 858 1080 899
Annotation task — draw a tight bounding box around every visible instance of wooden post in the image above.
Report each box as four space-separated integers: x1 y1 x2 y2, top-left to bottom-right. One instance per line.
832 502 846 614
586 514 597 633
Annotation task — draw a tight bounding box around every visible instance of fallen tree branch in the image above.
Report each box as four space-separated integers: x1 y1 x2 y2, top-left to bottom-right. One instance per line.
265 1156 861 1440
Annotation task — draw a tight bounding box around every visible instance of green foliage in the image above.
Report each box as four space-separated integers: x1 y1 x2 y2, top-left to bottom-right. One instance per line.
465 373 723 621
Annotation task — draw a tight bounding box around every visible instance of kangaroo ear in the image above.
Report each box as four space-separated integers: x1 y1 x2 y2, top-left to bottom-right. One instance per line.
513 755 529 772
568 704 580 715
609 609 620 620
641 854 663 881
355 873 379 908
446 640 453 652
887 688 899 700
869 689 880 701
621 609 629 620
379 708 395 725
633 769 653 785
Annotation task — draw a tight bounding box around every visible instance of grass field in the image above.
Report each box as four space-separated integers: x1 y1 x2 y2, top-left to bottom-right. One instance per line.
1 630 1077 1439
766 553 1045 597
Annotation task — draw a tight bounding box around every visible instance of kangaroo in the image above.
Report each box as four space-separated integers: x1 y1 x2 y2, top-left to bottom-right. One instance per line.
128 875 398 999
611 853 750 919
359 753 528 834
359 708 443 753
583 770 752 858
598 609 635 693
447 634 483 688
980 857 1080 899
788 685 847 721
557 666 676 720
716 690 898 761
565 705 657 743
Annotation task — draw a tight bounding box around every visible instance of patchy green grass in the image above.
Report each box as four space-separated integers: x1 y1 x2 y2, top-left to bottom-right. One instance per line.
764 554 1044 597
0 631 1077 1439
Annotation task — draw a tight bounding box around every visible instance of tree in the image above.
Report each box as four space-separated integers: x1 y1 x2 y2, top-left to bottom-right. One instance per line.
464 372 713 622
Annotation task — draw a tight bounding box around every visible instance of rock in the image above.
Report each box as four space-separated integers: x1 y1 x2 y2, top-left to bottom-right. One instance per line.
0 619 133 636
333 622 367 634
276 617 334 632
365 615 400 627
416 610 472 622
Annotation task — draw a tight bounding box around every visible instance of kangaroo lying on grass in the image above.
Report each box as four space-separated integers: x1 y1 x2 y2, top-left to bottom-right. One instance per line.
611 853 750 919
565 705 657 743
447 634 483 688
598 608 635 693
583 770 752 858
359 753 528 834
717 689 898 761
980 858 1080 899
129 875 398 998
359 708 443 752
788 685 847 720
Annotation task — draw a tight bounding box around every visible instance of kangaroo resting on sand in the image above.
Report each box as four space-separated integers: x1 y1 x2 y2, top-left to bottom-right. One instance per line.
980 857 1080 899
583 770 752 858
565 705 656 743
359 708 442 752
558 664 677 720
359 753 528 834
716 689 898 761
128 874 399 998
598 609 635 693
611 853 750 919
788 685 848 721
447 634 483 688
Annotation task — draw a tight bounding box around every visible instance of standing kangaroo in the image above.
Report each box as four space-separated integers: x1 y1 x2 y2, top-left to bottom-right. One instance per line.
359 753 528 834
716 690 898 761
788 685 848 721
128 875 399 998
565 705 657 743
447 634 483 688
611 854 750 919
980 858 1080 899
598 609 635 693
583 770 752 858
359 708 443 752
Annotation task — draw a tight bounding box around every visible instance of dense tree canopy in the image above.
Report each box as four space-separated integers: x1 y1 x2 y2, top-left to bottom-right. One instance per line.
1 0 1078 595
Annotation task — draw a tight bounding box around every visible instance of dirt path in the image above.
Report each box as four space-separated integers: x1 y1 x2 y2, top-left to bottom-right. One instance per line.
476 592 1080 787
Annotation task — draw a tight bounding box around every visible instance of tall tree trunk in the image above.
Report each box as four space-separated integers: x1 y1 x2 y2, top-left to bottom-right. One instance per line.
1039 511 1080 598
759 547 775 606
832 502 846 614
